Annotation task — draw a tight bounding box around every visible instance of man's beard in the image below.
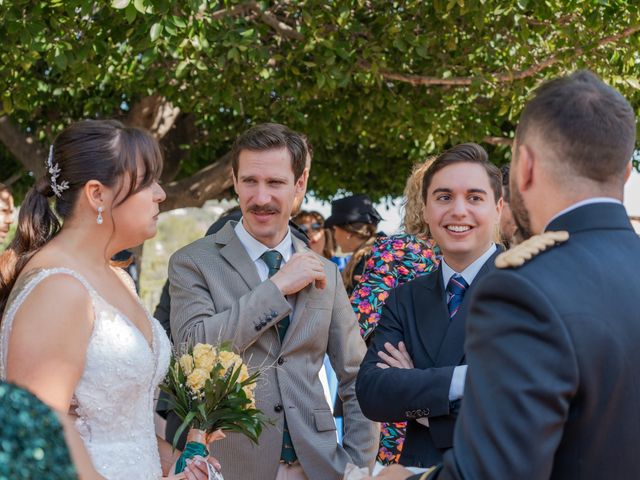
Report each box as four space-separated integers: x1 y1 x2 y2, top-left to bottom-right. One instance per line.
509 183 534 241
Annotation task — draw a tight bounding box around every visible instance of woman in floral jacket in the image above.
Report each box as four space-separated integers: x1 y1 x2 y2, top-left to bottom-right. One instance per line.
350 159 440 465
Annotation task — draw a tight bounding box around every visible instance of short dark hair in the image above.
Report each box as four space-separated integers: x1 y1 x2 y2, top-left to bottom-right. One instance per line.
421 143 502 203
516 70 635 182
231 123 308 181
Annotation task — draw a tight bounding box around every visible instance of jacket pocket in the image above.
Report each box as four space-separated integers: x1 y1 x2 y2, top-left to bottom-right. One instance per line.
313 409 337 432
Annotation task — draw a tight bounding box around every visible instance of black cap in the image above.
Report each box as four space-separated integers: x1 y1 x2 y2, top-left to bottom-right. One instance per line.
324 194 382 228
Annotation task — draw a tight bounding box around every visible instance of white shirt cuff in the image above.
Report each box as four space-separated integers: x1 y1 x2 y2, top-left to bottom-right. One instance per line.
448 365 468 401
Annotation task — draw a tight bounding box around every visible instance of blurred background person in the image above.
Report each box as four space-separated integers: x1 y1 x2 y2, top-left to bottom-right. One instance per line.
499 166 519 248
0 183 15 247
350 159 440 466
292 210 335 259
325 194 383 295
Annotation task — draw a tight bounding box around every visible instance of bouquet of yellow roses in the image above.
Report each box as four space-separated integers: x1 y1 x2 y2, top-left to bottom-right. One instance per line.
160 342 268 479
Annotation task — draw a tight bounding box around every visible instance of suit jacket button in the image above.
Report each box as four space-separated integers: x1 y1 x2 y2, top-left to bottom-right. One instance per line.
277 357 285 365
270 310 277 317
255 325 262 331
261 319 268 326
274 403 283 413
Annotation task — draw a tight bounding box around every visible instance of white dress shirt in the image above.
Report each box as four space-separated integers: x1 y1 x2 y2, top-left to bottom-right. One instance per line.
234 219 294 281
441 243 497 402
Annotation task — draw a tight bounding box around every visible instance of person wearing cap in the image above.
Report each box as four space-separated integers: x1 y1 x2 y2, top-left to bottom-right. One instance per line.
325 194 384 295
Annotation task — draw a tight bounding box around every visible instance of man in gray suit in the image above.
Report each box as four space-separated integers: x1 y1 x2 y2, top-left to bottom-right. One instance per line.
169 123 377 480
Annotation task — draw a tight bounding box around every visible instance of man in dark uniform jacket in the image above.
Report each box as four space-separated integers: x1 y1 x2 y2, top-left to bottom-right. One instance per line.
377 71 640 480
356 143 504 468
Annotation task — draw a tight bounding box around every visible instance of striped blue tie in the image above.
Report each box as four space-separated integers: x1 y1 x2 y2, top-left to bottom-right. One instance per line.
446 273 468 319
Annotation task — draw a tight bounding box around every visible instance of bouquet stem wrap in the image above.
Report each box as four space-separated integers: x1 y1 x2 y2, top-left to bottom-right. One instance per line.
175 429 225 475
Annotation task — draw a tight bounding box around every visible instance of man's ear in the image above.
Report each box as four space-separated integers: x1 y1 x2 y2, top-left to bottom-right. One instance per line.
300 167 310 192
624 161 633 183
232 172 239 195
495 196 504 216
295 169 307 196
516 144 535 192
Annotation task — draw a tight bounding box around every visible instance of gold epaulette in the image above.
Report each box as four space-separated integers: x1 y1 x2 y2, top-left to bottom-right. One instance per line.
495 231 570 269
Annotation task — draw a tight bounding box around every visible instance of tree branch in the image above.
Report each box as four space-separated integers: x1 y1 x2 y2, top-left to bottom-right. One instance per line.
160 152 234 212
0 116 46 177
248 1 305 41
127 95 180 140
369 24 640 87
483 136 513 146
210 1 304 41
159 113 197 184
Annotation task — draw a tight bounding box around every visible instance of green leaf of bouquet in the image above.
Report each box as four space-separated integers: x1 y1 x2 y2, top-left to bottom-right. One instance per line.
174 411 197 449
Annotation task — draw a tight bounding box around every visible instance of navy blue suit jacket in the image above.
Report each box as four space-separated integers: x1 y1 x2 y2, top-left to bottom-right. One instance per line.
356 249 499 468
416 202 640 480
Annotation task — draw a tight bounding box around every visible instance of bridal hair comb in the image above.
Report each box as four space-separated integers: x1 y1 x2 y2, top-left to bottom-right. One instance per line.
46 145 69 198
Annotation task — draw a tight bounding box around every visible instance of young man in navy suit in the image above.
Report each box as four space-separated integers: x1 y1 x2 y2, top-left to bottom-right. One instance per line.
373 71 640 480
356 143 503 468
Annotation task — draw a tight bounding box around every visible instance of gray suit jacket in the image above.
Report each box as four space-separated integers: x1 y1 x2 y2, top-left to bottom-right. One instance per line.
169 222 377 480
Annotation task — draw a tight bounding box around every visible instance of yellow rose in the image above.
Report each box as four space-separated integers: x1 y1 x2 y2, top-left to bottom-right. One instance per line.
243 385 256 408
193 343 216 373
238 364 250 383
218 350 241 375
186 368 208 392
179 354 194 375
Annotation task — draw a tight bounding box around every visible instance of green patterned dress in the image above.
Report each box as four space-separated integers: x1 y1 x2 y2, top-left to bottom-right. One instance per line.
0 381 77 479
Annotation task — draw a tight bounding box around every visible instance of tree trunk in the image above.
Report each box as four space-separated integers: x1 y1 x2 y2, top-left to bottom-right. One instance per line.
160 151 234 212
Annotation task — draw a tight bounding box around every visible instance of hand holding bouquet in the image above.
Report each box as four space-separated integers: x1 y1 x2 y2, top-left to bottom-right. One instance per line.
161 342 269 479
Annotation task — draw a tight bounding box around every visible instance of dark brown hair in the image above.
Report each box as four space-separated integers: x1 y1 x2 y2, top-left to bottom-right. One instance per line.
516 70 635 182
231 123 308 181
421 143 502 203
0 119 162 315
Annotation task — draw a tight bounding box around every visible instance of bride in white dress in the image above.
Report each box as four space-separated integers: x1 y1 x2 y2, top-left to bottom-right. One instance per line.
0 120 215 480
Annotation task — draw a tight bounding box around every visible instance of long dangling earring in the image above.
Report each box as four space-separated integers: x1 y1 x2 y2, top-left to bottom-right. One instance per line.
96 206 104 225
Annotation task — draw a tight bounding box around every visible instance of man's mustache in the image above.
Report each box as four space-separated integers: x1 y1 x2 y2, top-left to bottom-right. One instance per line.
248 204 280 215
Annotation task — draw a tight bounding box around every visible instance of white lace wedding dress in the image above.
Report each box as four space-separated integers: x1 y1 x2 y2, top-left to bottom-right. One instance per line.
0 268 171 479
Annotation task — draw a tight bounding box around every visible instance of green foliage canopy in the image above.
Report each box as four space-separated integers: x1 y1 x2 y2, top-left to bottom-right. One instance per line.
2 0 640 205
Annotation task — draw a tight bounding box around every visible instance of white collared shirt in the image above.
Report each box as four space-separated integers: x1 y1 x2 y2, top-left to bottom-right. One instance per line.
439 243 496 404
544 197 622 231
234 219 294 282
441 243 497 288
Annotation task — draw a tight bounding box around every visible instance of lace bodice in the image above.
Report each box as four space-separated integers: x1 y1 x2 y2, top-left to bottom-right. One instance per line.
0 268 171 479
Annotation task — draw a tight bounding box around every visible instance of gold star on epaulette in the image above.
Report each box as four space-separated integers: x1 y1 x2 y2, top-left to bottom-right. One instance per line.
495 231 570 269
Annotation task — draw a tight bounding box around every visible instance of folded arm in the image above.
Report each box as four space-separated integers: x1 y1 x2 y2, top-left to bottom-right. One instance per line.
356 293 454 423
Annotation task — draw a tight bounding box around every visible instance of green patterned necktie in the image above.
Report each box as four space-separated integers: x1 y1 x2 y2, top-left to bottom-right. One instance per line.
260 250 297 464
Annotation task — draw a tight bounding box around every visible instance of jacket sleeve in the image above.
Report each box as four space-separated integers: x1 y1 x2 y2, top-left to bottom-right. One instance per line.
437 270 578 480
356 289 455 422
326 264 378 469
169 250 292 352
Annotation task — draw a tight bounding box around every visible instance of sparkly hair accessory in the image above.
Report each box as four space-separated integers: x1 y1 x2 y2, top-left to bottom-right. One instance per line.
46 145 69 198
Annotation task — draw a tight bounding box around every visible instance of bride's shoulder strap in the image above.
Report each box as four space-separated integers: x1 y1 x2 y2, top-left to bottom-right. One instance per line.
3 267 96 320
0 267 96 379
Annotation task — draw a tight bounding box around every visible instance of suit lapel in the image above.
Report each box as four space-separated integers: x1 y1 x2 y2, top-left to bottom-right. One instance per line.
415 267 450 362
436 248 501 366
216 222 261 290
280 235 310 349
